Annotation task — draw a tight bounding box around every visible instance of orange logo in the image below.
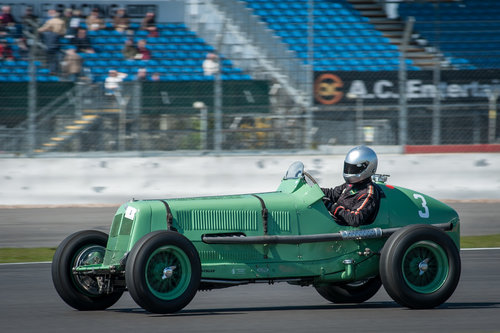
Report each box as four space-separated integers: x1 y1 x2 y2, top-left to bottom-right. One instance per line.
314 74 344 105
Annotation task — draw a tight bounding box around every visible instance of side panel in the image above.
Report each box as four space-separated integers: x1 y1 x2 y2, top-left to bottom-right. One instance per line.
168 193 299 279
382 184 460 248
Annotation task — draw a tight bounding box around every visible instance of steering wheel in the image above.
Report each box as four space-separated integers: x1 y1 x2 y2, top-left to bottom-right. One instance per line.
304 171 333 211
303 171 318 185
322 195 333 211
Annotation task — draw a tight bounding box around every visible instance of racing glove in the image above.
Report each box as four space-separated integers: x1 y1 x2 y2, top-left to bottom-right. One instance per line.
329 203 343 217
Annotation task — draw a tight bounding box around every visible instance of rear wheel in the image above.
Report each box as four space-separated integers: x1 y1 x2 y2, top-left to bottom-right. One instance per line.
125 231 201 314
51 230 123 310
380 224 461 309
315 276 382 304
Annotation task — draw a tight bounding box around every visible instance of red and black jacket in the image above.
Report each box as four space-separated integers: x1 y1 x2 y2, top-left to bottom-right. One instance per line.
321 179 380 227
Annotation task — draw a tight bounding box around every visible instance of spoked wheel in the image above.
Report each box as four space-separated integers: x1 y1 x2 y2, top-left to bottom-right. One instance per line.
315 276 382 304
51 230 124 310
125 231 201 314
380 224 461 309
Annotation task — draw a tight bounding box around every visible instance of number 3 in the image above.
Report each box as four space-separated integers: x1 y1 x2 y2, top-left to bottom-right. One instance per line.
413 194 430 219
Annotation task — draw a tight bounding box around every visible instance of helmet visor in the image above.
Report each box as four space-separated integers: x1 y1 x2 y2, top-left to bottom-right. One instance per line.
343 161 368 175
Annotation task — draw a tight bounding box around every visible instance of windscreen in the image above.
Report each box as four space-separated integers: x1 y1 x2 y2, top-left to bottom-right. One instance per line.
284 161 304 179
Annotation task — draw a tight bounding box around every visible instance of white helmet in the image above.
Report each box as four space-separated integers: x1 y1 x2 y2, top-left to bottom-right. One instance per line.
343 145 378 184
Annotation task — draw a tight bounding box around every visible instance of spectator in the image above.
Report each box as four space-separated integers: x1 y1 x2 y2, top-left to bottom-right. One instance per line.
151 72 160 81
66 9 83 38
72 28 94 53
61 47 82 81
134 68 147 81
122 38 137 60
135 39 151 60
0 5 17 36
86 8 104 31
0 5 15 25
140 11 157 37
112 8 130 32
62 8 73 36
0 39 14 60
104 69 127 95
38 9 66 74
21 6 38 34
202 53 220 76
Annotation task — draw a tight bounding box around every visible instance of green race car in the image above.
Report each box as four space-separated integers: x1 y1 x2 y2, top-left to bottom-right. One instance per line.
52 161 461 313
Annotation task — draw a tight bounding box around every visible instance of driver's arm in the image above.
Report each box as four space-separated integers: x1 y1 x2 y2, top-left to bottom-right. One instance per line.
321 184 345 203
332 184 379 227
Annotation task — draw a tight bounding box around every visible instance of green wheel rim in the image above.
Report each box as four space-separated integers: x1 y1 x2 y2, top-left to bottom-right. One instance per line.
402 240 449 294
145 245 192 300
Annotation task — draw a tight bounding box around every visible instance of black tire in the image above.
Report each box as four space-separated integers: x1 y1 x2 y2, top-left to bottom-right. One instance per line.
380 224 461 309
315 276 382 304
125 230 201 314
51 230 124 310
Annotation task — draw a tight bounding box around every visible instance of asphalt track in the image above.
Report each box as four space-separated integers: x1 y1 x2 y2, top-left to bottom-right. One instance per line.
0 204 499 332
0 250 498 333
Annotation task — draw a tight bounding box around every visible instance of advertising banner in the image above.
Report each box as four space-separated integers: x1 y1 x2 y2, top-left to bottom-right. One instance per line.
314 70 500 106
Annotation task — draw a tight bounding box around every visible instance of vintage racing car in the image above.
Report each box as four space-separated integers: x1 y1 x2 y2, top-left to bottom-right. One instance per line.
52 161 461 313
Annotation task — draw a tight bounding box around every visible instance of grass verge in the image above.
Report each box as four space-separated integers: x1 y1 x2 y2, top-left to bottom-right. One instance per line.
460 234 500 249
0 247 57 264
1 235 499 263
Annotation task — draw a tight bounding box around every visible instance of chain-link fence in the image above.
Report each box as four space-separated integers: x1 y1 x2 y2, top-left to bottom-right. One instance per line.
0 0 499 155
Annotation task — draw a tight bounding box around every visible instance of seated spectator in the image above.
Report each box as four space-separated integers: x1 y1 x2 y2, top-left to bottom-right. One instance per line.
135 39 151 60
72 28 94 53
0 5 17 36
151 72 160 81
134 68 147 81
202 53 220 76
122 38 137 60
104 69 127 95
86 8 104 31
140 11 158 37
61 47 82 81
112 8 130 32
66 9 83 38
0 39 14 60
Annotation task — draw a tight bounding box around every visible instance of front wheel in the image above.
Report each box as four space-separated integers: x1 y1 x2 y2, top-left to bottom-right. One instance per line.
51 230 124 310
380 224 461 309
315 276 382 304
125 231 201 314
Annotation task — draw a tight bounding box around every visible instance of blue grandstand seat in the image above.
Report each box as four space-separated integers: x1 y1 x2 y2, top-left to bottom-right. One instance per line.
399 0 500 68
243 0 408 71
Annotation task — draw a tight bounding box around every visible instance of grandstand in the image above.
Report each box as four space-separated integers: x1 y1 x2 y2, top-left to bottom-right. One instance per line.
399 0 500 69
244 0 418 71
81 23 250 82
1 20 249 82
0 0 499 154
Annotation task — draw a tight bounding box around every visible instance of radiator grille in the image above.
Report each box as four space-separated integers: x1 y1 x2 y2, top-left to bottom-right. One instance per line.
177 210 259 231
269 211 291 232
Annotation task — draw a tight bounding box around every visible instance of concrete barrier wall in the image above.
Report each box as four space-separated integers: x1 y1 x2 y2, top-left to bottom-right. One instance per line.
1 153 499 206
